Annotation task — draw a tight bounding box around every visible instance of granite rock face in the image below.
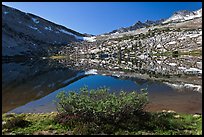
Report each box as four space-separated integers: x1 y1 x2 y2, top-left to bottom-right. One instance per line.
163 8 202 23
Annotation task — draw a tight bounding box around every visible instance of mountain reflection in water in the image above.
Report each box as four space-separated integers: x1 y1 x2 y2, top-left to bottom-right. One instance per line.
2 56 202 114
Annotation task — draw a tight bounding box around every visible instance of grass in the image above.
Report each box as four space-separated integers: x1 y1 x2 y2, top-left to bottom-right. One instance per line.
2 88 202 135
49 55 70 59
2 113 70 135
2 111 202 135
48 49 202 60
180 49 202 56
152 49 202 57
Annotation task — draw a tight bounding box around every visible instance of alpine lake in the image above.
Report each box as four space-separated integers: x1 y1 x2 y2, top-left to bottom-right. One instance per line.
2 54 202 114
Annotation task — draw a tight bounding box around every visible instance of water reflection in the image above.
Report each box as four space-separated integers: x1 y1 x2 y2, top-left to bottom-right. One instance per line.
6 75 169 113
2 55 202 114
2 59 87 113
52 55 202 91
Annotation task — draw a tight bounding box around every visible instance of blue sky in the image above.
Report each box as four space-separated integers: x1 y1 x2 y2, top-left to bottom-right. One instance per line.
2 2 202 35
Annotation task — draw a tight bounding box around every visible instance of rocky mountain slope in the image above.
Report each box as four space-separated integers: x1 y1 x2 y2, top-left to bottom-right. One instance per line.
2 5 201 58
60 10 202 57
163 8 202 23
57 7 202 86
2 5 95 57
105 8 201 35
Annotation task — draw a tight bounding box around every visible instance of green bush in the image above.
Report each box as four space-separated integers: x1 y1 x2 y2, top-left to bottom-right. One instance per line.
2 115 30 130
172 51 179 57
55 87 148 127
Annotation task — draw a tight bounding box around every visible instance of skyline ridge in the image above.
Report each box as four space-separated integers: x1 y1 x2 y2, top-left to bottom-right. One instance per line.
2 2 202 35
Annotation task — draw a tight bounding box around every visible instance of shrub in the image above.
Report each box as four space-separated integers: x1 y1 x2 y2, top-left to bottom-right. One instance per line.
172 51 179 57
55 87 149 128
2 115 30 130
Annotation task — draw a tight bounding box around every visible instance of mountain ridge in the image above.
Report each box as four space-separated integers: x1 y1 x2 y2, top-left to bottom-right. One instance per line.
105 19 165 35
2 4 202 57
2 4 95 57
163 8 202 23
104 8 202 35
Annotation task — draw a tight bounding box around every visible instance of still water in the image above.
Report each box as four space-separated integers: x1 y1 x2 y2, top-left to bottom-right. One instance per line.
2 56 202 114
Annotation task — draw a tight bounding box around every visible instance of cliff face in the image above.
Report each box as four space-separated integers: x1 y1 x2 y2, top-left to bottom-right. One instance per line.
2 5 86 57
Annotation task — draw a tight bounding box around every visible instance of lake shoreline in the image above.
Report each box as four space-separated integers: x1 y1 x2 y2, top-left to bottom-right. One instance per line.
2 111 202 135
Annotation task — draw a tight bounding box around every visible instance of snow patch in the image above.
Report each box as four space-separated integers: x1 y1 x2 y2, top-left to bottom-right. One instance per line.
168 63 177 66
157 61 162 64
184 84 202 92
164 82 183 89
4 11 9 15
85 69 98 75
58 29 83 40
184 68 202 74
178 66 186 70
156 44 162 48
45 26 52 31
164 82 202 93
32 18 39 24
58 29 95 42
28 26 38 30
62 70 97 85
83 37 96 42
196 62 202 69
168 41 176 45
138 54 148 60
74 35 84 40
163 8 202 24
28 26 42 33
178 37 186 40
90 49 100 53
42 57 47 59
113 74 120 77
194 8 202 17
186 34 201 38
